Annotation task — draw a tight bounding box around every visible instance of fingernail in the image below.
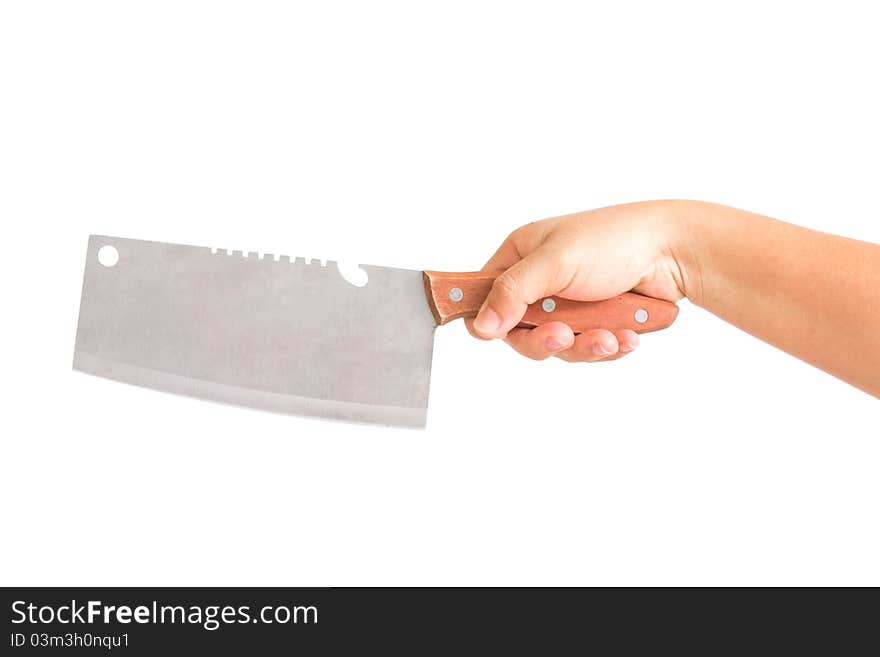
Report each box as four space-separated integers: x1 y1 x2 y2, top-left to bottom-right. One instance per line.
545 336 571 351
620 343 633 353
473 307 502 336
592 343 613 356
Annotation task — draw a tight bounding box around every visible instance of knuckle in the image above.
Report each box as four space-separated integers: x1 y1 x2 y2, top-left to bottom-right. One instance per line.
509 219 550 252
505 226 524 244
493 271 520 300
509 221 536 241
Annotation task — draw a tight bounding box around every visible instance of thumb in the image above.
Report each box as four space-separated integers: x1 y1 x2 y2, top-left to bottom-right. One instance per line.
472 247 569 339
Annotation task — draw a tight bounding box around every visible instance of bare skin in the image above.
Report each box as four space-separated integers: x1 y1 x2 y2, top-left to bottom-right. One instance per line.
467 200 880 398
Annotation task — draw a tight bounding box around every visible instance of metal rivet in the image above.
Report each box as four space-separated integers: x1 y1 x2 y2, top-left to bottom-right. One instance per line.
634 308 649 323
542 298 556 313
449 287 463 302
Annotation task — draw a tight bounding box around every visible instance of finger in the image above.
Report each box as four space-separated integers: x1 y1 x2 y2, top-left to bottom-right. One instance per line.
588 329 641 362
464 236 529 339
614 329 640 355
554 329 620 363
472 246 571 339
464 318 490 340
503 322 575 360
468 222 553 339
463 239 518 337
464 236 522 339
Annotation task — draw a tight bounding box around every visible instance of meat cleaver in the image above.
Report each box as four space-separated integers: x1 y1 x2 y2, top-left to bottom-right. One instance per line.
73 236 679 427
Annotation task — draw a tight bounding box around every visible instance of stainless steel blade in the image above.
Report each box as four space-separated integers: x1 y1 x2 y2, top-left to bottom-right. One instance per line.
73 235 437 427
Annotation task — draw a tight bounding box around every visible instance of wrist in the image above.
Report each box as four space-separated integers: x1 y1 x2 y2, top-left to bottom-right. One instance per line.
655 199 710 307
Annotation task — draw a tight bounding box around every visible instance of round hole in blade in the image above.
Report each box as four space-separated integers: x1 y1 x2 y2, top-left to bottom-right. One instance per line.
98 245 119 268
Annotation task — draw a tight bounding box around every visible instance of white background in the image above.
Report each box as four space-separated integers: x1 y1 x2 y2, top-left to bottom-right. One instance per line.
1 1 877 586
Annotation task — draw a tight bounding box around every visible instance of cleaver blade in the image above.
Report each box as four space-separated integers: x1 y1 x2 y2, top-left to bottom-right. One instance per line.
73 235 679 428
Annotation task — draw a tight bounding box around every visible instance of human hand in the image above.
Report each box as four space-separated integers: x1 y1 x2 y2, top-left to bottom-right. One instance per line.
466 201 689 362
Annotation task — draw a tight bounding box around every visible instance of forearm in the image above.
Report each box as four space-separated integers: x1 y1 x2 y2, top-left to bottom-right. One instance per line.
672 201 880 397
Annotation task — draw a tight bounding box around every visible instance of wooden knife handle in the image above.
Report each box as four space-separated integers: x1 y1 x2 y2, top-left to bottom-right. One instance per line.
423 270 679 334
